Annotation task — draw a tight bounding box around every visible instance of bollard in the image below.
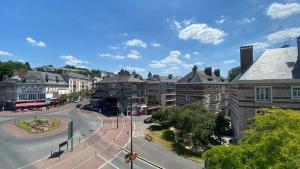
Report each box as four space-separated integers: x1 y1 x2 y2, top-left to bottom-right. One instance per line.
51 149 52 157
79 137 81 143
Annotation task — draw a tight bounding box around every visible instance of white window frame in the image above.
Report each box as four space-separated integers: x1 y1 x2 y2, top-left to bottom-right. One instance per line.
291 86 300 100
255 86 272 103
186 95 190 101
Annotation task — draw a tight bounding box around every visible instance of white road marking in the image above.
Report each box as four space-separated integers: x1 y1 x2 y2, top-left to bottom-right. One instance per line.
18 114 102 169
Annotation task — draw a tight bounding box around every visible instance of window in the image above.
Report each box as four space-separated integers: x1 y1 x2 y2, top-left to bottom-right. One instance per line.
255 87 272 102
186 95 190 101
292 86 300 99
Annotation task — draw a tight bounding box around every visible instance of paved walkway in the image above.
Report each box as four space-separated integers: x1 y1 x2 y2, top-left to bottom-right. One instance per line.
20 110 131 169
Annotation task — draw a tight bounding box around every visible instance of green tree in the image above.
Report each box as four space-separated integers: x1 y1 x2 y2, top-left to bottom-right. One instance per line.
203 108 300 169
171 102 216 150
0 61 31 80
214 114 231 141
228 66 240 81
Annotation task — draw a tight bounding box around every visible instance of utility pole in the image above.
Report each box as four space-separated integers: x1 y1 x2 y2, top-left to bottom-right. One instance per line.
116 102 119 128
130 96 133 169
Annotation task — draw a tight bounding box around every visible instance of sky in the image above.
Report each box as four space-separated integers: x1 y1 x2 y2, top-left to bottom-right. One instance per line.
1 0 300 77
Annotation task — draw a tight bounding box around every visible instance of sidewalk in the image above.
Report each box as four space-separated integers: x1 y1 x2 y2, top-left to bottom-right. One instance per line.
21 113 131 169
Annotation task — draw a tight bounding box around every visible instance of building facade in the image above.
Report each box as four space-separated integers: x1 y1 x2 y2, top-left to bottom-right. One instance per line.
94 70 147 115
176 66 229 113
231 37 300 139
62 72 93 93
146 73 178 111
0 71 68 110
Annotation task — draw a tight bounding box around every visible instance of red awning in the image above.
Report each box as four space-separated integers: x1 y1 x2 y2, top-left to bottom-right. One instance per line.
15 102 46 108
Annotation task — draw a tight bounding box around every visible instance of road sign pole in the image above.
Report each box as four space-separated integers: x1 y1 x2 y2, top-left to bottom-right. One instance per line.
130 97 133 169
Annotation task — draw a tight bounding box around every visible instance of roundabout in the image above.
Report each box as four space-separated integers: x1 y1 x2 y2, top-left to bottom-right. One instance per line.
0 105 102 169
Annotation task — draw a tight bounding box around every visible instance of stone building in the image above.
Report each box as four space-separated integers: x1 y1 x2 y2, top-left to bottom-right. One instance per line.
62 72 93 93
176 66 229 113
94 70 147 115
230 36 300 139
0 71 68 110
146 73 178 111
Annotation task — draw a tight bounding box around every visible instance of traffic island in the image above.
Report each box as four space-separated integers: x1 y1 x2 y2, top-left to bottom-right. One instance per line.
1 117 69 138
15 118 62 134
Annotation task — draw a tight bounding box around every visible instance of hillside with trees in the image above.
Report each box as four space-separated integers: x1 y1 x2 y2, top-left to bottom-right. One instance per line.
0 61 31 80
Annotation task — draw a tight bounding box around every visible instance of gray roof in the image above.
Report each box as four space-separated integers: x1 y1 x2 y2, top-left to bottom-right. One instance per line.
63 72 91 80
146 76 179 83
99 74 145 83
178 70 226 83
22 71 67 84
236 47 300 81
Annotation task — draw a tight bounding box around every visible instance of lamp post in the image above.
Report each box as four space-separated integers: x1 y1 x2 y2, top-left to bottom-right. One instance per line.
130 96 133 169
116 102 119 128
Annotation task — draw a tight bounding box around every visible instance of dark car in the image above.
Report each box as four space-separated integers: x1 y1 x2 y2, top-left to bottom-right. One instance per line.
76 104 82 108
148 124 162 131
143 116 153 124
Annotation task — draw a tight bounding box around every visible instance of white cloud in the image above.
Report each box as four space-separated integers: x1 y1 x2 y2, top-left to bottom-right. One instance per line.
26 37 46 47
99 53 126 60
178 23 226 45
124 66 146 73
193 51 200 55
223 59 236 64
267 2 300 19
125 39 147 48
266 27 300 43
184 54 191 59
0 50 13 57
60 55 89 66
127 50 141 59
251 42 271 51
109 45 119 50
174 20 182 30
120 33 128 36
150 50 204 74
182 18 193 26
151 41 161 47
215 16 225 25
237 17 256 24
249 27 300 51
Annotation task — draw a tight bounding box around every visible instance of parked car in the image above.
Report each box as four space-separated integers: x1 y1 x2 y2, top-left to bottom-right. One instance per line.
143 116 153 124
159 120 171 127
148 124 162 131
76 104 82 108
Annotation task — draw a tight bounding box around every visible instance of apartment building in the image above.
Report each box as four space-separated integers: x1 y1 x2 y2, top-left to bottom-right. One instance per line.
0 71 68 110
146 73 178 111
62 72 93 93
230 36 300 139
94 69 147 115
176 66 229 113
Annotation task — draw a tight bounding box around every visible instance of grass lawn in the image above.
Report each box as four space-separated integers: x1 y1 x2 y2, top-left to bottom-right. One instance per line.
145 128 203 162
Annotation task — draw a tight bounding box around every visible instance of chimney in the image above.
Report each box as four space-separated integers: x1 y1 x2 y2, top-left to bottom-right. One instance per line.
148 72 152 80
205 67 212 76
192 65 198 73
168 74 173 79
297 36 300 60
214 69 220 77
240 45 253 73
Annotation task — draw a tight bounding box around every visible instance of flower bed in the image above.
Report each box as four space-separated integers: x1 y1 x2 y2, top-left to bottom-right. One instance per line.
15 118 62 134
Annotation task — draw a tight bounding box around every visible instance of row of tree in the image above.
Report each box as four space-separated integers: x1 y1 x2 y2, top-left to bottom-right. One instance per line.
152 102 231 152
58 88 95 102
203 108 300 168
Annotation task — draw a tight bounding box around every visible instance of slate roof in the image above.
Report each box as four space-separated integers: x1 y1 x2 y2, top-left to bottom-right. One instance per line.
99 74 145 83
63 72 91 80
178 70 226 83
146 76 180 83
22 71 67 84
235 47 300 81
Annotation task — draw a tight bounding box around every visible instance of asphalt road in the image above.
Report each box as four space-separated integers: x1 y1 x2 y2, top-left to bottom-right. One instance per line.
0 107 101 169
101 116 204 169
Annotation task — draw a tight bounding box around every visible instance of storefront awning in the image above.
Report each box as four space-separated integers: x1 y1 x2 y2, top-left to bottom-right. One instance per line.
15 102 46 108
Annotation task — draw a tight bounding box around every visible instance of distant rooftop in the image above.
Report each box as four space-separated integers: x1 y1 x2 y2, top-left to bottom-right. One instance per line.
178 66 226 83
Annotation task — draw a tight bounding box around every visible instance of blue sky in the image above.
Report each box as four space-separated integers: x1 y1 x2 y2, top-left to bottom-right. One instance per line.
1 0 300 77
